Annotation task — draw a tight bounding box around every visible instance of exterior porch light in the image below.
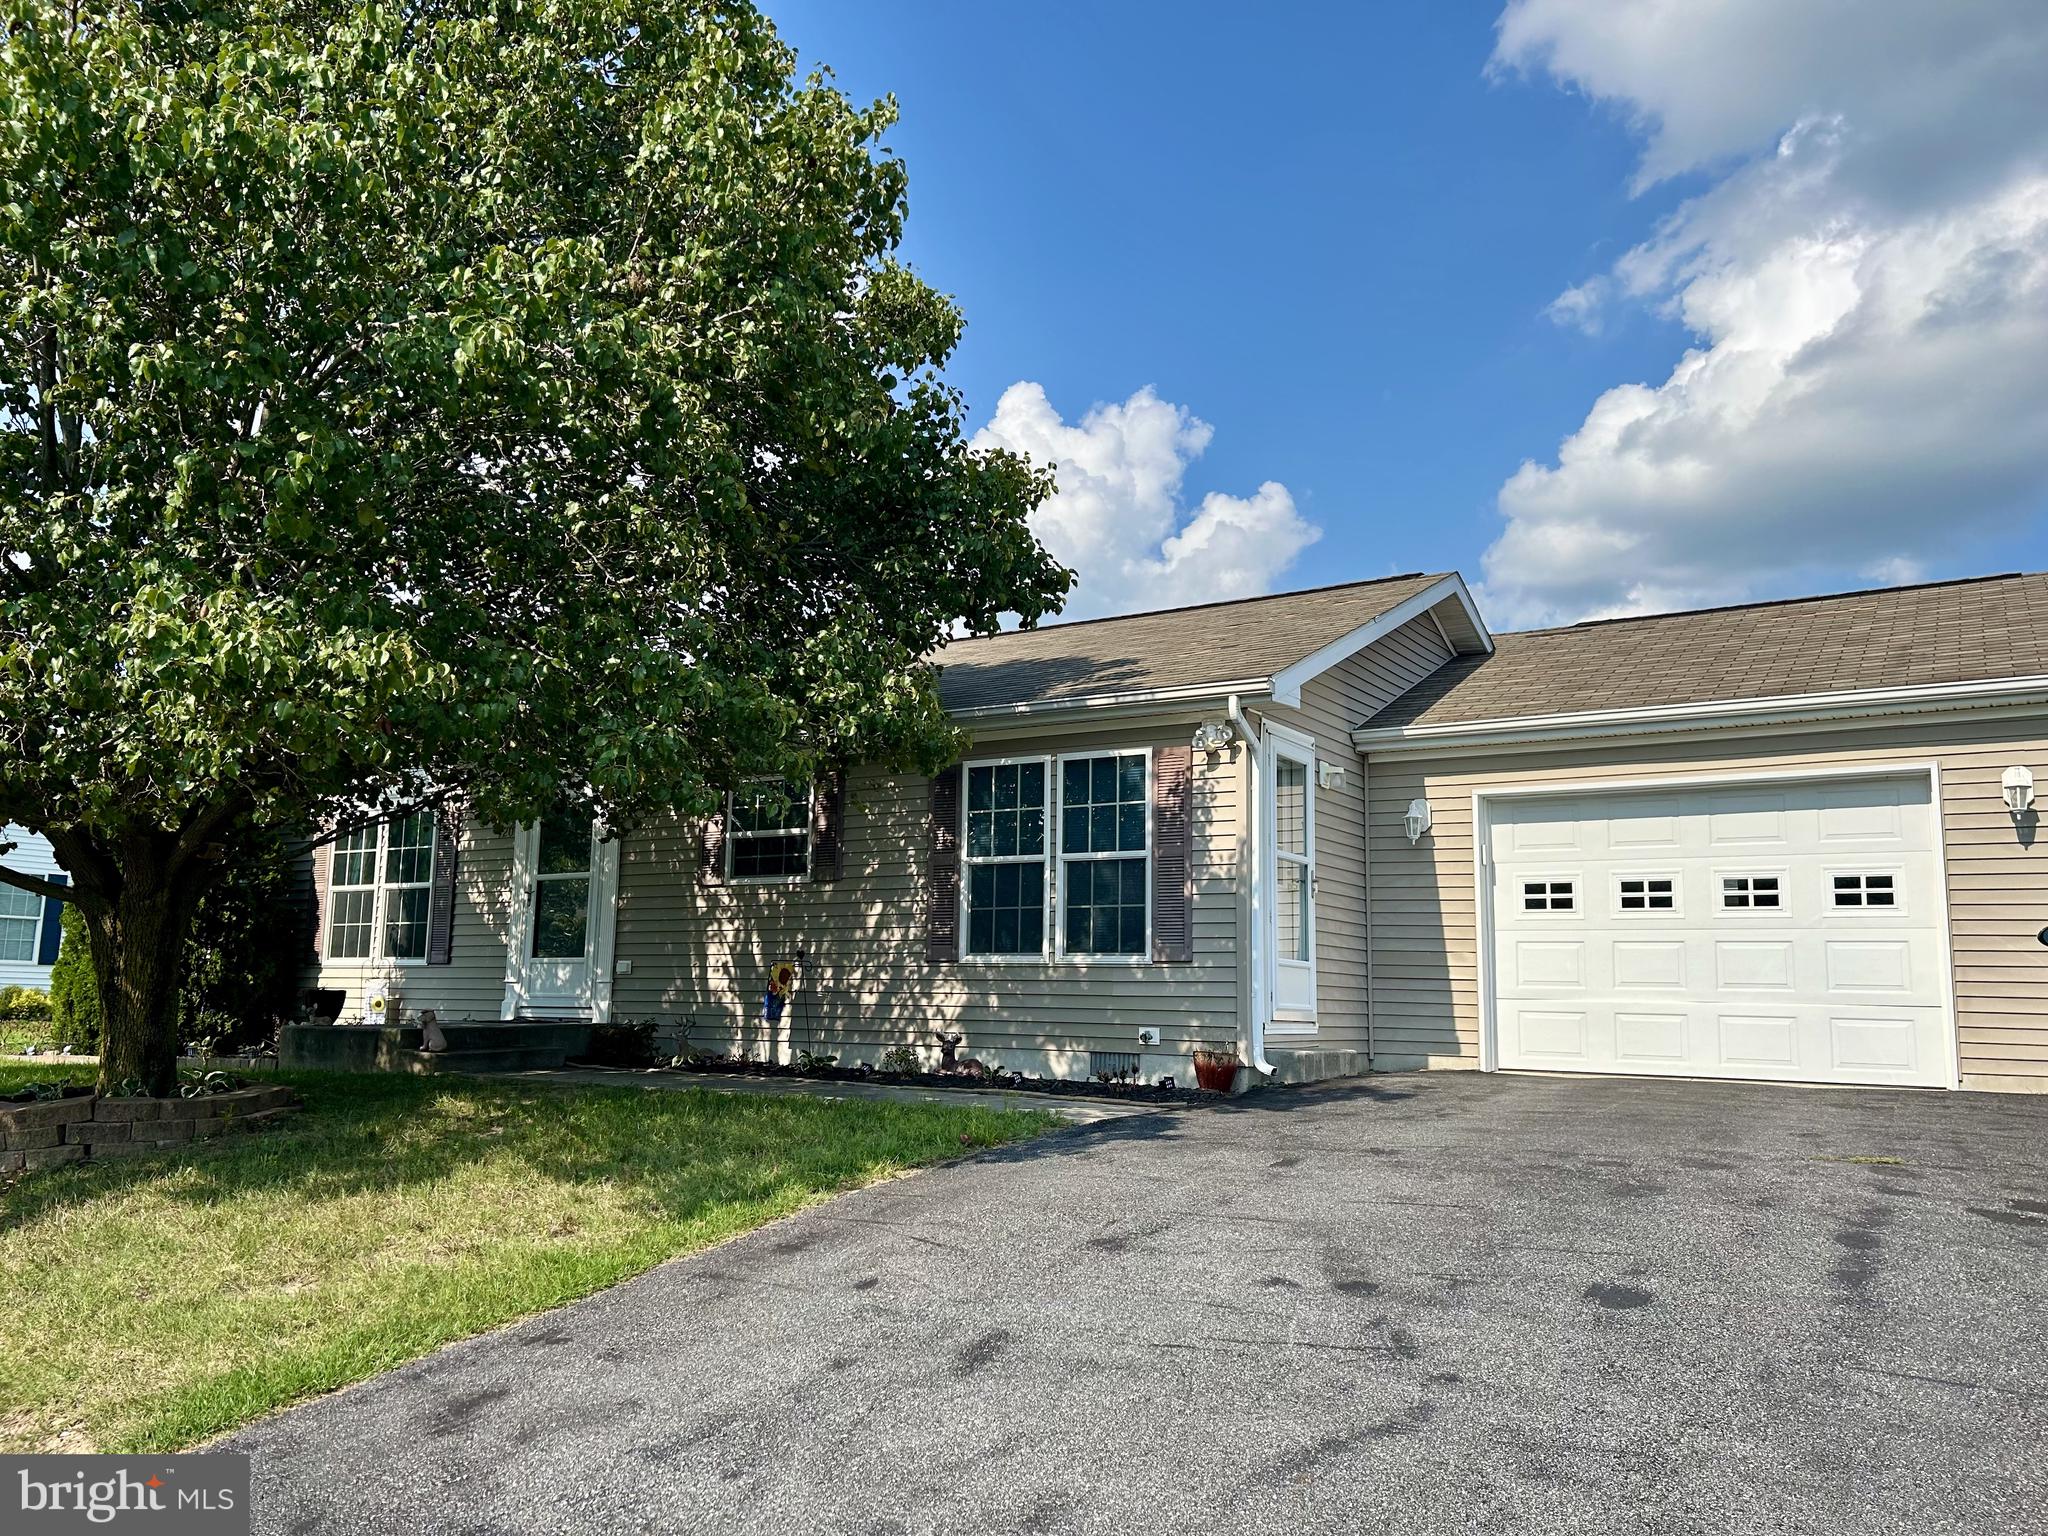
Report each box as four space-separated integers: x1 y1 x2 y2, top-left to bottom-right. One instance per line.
1191 720 1233 752
1404 797 1432 845
2002 765 2034 818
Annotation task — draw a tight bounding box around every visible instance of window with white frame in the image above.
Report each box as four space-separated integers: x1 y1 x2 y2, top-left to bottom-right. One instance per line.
326 811 437 961
962 759 1047 957
728 780 811 881
0 884 40 963
1059 752 1148 956
958 750 1152 959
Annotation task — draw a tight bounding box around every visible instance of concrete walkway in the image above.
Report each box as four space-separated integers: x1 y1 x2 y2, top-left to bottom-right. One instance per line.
486 1065 1178 1124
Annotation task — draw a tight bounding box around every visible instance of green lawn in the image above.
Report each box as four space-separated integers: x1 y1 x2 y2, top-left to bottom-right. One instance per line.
0 1067 1059 1453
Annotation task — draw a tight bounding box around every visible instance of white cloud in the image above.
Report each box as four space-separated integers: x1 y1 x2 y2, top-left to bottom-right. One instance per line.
1481 0 2048 627
972 382 1321 620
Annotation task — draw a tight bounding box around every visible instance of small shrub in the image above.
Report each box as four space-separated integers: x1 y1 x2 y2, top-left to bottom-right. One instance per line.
793 1049 838 1073
877 1044 920 1076
0 985 53 1023
585 1019 657 1068
48 905 102 1052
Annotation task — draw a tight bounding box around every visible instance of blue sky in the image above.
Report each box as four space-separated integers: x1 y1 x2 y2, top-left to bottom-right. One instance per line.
767 2 2048 629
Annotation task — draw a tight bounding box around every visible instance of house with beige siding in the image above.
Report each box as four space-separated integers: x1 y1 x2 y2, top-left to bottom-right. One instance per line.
306 569 2048 1096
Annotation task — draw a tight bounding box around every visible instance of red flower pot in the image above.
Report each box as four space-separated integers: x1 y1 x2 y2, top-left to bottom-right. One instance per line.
1192 1054 1240 1094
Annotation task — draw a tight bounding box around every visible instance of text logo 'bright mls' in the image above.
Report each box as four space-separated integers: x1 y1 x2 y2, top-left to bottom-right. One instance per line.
5 1455 249 1534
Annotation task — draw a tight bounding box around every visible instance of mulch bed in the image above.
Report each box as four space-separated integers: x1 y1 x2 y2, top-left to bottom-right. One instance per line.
572 1055 1222 1106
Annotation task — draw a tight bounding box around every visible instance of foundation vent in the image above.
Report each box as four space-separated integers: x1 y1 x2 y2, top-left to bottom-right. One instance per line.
1088 1050 1141 1081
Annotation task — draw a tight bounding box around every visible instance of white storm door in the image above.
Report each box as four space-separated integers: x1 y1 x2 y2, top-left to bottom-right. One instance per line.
1267 728 1317 1022
506 813 617 1019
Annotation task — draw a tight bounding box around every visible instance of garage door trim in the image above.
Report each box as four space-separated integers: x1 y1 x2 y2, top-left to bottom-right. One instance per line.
1471 762 1959 1089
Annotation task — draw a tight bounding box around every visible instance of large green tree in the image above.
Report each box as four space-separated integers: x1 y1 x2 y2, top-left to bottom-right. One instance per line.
0 0 1069 1092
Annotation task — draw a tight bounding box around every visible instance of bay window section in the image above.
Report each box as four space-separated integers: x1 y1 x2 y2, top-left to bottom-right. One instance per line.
1059 752 1149 957
962 760 1047 957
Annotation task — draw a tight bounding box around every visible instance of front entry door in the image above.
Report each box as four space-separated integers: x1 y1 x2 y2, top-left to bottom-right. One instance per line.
504 812 618 1019
1267 727 1317 1024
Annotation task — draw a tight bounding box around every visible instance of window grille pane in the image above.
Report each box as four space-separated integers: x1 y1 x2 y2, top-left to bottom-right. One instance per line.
1064 853 1145 954
0 912 36 963
383 886 430 960
330 825 378 889
1062 753 1146 854
327 888 376 959
731 832 807 879
384 812 436 885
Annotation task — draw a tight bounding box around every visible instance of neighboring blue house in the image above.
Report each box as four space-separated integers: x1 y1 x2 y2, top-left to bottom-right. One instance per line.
0 824 68 992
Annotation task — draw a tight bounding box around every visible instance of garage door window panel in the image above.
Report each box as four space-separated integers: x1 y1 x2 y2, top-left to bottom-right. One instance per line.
1613 875 1679 916
1520 877 1578 915
1720 873 1785 912
1831 872 1901 911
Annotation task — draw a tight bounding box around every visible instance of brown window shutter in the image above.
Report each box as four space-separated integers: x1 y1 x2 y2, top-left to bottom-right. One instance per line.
1151 745 1194 963
698 797 728 885
425 806 461 965
925 765 962 962
811 771 846 882
307 832 330 962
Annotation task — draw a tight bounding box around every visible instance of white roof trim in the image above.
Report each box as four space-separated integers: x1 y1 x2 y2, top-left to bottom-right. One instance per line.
1351 673 2048 754
948 677 1273 722
1267 574 1492 709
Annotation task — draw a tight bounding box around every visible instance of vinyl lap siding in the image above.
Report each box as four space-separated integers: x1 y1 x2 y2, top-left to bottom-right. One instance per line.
1364 713 2048 1093
612 723 1242 1066
1264 613 1455 1050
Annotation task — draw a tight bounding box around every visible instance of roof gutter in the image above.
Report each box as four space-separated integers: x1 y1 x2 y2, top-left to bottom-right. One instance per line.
947 677 1274 725
1351 673 2048 756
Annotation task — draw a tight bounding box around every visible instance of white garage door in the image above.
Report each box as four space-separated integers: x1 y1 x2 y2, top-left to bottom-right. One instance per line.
1487 774 1952 1088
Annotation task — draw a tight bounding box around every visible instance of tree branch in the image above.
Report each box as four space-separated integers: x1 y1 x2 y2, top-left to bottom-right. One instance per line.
0 864 70 903
309 789 461 851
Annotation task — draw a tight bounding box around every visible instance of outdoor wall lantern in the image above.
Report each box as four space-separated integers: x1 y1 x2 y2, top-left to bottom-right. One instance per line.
1404 797 1432 845
2002 765 2035 818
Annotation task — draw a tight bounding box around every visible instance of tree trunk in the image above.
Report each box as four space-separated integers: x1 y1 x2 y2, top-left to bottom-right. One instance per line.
81 865 199 1098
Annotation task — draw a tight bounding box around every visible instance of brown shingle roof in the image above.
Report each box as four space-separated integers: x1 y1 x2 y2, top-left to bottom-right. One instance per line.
1364 572 2048 730
938 573 1452 714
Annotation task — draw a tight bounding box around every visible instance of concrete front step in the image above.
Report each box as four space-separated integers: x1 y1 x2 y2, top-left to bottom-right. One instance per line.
1263 1047 1372 1085
436 1021 590 1054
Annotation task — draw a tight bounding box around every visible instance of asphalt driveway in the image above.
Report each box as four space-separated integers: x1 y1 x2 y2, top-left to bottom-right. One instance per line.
230 1073 2048 1535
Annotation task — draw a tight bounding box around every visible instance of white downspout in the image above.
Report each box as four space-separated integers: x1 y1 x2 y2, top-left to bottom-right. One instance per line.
1227 695 1275 1076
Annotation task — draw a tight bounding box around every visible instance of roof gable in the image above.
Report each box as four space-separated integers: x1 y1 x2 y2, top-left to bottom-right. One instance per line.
1363 572 2048 732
